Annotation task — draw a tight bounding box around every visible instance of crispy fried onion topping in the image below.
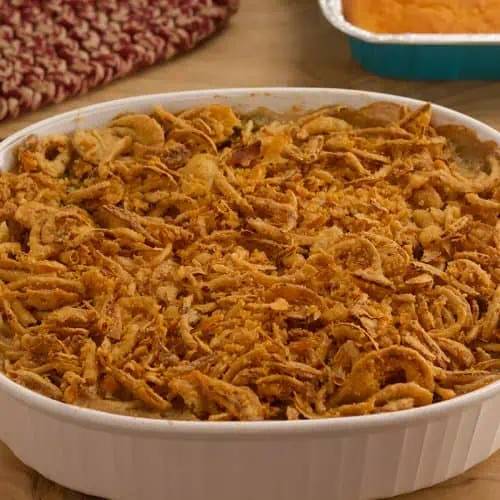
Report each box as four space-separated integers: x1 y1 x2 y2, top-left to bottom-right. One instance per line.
0 102 499 421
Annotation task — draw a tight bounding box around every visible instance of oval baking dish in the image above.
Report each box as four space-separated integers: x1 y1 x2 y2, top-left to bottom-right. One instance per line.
0 88 500 500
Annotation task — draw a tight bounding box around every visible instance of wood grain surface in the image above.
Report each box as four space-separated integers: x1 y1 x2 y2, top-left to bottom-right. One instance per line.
1 1 499 498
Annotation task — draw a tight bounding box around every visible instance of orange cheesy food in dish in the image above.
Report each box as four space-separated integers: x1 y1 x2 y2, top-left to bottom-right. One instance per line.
344 0 500 34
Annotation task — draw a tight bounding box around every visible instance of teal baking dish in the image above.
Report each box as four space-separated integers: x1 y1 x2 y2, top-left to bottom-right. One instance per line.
320 0 500 81
349 41 500 80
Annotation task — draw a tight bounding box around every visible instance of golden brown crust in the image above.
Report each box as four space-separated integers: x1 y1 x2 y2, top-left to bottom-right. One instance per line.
343 0 500 34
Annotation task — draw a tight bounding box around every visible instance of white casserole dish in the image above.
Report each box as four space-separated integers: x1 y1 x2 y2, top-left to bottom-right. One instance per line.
0 88 500 500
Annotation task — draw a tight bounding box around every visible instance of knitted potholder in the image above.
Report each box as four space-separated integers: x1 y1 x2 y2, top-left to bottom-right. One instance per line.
0 0 239 122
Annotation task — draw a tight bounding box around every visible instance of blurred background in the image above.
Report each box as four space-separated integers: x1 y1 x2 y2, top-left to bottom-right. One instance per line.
2 0 500 138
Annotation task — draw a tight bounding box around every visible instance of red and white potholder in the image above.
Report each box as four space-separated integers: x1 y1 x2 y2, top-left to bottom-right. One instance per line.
0 0 239 122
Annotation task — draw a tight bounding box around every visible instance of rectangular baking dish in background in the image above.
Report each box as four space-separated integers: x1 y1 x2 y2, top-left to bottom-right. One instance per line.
319 0 500 80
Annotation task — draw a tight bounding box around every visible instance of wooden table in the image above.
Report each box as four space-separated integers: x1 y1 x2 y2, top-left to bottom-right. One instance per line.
0 1 499 498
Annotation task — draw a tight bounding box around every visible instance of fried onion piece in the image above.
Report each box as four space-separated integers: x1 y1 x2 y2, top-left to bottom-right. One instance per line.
109 367 171 411
110 114 165 146
178 104 241 143
330 346 434 406
81 339 98 386
12 369 63 400
73 128 132 165
371 382 433 408
17 135 72 178
185 371 265 421
481 286 500 341
178 154 218 197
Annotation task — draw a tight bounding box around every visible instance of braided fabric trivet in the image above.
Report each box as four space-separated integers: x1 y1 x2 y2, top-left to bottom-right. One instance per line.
0 0 239 122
